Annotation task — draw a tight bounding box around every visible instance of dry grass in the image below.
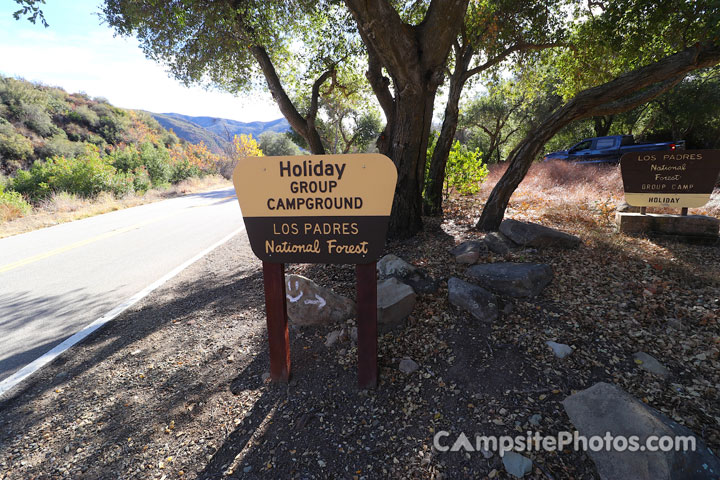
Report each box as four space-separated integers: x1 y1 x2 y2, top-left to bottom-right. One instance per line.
0 175 231 239
474 160 720 236
0 203 27 223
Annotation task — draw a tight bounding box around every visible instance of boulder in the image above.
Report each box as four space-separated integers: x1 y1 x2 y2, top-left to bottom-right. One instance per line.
563 382 720 480
502 451 533 478
449 240 488 264
500 219 581 249
447 277 498 322
325 329 347 347
377 277 416 326
398 358 419 374
547 341 573 359
483 231 516 255
377 254 439 294
633 352 670 378
467 263 553 298
285 274 355 326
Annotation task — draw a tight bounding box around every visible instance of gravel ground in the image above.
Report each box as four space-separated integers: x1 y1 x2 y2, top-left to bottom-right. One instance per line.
0 194 718 480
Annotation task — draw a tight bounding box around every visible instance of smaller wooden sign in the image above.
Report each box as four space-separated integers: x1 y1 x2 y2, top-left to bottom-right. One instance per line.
620 150 720 208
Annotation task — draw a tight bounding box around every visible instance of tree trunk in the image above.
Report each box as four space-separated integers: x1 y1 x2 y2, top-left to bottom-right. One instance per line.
476 41 720 231
476 126 564 230
344 0 469 238
593 115 613 136
386 86 438 236
424 70 465 216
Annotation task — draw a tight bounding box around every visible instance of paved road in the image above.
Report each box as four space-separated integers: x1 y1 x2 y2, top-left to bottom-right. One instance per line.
0 186 244 383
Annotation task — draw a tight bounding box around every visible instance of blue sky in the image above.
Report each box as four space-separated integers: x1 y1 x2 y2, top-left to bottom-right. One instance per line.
0 1 281 122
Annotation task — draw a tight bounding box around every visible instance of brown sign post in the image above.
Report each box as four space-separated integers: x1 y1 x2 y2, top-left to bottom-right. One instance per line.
233 154 397 388
620 150 720 209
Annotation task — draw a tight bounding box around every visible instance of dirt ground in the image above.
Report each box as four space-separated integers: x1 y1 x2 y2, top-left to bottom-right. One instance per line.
1 168 719 479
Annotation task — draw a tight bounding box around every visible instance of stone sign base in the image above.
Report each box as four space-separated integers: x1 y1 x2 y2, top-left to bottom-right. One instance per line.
616 212 719 243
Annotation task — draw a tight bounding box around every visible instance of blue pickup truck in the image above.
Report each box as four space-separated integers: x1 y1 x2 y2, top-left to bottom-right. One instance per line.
543 135 685 164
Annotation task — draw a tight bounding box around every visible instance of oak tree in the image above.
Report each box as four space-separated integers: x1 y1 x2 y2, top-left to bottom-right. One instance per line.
476 0 720 230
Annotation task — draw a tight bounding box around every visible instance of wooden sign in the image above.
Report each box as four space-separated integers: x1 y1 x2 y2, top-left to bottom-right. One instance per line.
232 153 397 390
620 150 720 208
233 154 397 264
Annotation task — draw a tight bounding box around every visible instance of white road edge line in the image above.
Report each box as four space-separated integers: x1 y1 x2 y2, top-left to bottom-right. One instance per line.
0 225 245 399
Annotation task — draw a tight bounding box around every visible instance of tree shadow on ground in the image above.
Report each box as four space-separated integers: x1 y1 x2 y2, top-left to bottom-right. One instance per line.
0 235 271 477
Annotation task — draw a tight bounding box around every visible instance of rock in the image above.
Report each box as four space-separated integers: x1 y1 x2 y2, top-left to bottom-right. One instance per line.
480 447 494 459
617 201 642 213
399 358 419 374
349 326 358 344
325 329 346 347
377 277 416 326
467 263 553 298
528 414 542 426
449 240 488 264
285 274 355 326
500 219 581 249
563 382 720 480
243 466 252 473
483 231 515 255
546 341 573 359
261 372 270 382
633 352 670 378
377 254 439 294
447 277 498 322
502 451 533 478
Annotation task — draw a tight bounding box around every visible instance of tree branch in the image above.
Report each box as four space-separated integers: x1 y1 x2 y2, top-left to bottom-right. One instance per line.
419 0 470 69
589 76 685 117
308 67 335 123
365 43 395 123
463 42 562 81
250 45 309 136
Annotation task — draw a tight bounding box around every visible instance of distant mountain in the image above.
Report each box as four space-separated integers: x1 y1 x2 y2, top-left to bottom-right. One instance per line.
149 112 290 153
148 112 229 153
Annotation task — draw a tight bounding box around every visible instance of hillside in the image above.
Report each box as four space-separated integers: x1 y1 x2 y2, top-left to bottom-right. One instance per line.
148 112 230 153
0 76 239 225
149 112 290 153
0 75 179 175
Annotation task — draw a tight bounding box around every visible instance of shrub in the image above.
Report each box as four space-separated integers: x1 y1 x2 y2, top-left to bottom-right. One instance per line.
0 183 32 221
35 134 84 160
132 166 152 193
139 142 172 186
259 131 300 156
170 158 202 183
0 120 34 163
18 102 55 137
68 104 100 128
11 149 121 200
111 170 136 197
0 77 45 117
96 107 131 144
109 144 143 172
444 141 489 197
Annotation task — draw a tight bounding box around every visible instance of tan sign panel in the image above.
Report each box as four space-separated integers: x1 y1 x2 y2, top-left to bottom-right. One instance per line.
233 154 397 264
620 150 720 208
